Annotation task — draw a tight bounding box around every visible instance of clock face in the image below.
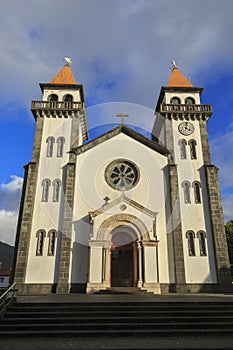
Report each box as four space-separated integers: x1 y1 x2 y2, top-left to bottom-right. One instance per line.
178 122 195 136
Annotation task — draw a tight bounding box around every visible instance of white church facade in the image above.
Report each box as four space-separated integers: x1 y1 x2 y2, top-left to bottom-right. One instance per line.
12 63 232 294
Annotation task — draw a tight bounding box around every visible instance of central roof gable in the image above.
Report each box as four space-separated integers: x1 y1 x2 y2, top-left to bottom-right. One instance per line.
71 124 169 156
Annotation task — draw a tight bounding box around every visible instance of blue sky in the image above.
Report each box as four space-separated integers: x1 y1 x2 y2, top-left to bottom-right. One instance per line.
0 0 233 245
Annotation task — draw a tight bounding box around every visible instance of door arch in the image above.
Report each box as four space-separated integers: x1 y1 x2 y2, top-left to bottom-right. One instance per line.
111 229 136 287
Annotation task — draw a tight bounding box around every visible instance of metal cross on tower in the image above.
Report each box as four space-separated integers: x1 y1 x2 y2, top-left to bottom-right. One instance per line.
116 111 129 125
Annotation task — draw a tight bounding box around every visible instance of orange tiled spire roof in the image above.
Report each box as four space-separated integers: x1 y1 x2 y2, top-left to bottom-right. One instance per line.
49 64 77 84
167 67 193 87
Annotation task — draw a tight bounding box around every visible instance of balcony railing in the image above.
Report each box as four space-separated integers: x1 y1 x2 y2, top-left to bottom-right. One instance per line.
31 100 85 111
160 104 212 114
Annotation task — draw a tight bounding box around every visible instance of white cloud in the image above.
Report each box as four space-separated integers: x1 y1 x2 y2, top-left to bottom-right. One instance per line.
1 0 233 110
0 176 23 246
210 124 233 191
1 175 23 192
0 210 18 246
222 194 233 223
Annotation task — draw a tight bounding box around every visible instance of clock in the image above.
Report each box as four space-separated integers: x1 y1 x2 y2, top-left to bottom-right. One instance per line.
178 122 195 136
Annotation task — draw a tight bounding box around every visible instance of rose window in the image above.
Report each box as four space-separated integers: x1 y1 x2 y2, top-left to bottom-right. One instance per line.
105 159 139 191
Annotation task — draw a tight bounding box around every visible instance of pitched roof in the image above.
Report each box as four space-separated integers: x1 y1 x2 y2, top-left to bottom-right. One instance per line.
71 124 169 156
167 67 193 87
49 64 77 84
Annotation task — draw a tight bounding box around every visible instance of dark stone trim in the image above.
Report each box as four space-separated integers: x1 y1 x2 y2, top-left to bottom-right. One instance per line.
16 283 56 295
168 165 187 293
31 116 44 162
199 119 211 164
56 159 76 294
13 162 39 285
72 125 169 156
204 165 232 292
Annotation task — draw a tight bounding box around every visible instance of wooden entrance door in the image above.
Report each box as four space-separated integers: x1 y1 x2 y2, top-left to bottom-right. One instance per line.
111 244 133 287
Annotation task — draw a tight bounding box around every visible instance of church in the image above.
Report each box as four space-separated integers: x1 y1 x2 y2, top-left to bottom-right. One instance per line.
11 61 232 294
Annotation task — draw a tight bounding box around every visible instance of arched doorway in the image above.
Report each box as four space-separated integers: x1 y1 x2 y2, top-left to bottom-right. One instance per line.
111 230 135 287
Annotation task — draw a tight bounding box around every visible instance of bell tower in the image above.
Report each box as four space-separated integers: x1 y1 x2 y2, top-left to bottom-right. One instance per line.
12 61 88 294
152 65 232 292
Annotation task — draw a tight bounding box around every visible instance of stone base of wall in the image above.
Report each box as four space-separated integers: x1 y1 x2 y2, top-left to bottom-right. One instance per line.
86 282 109 294
16 283 56 295
142 283 161 294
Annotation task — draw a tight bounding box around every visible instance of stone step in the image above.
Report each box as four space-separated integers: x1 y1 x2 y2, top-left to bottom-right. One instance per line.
1 328 233 337
2 315 233 324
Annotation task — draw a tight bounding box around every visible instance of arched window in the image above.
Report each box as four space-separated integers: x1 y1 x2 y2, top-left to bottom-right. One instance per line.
185 97 195 104
182 181 191 203
48 94 58 102
36 230 46 256
188 139 197 159
52 179 61 202
63 94 73 102
197 231 207 256
193 181 201 203
57 137 65 157
48 230 57 256
178 139 187 159
170 97 181 104
42 179 51 202
186 231 195 256
46 136 55 157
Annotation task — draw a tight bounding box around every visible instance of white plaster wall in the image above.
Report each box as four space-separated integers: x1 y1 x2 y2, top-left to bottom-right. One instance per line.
72 133 171 283
165 92 201 104
89 246 103 283
25 116 73 284
144 246 158 283
172 118 217 283
43 89 81 102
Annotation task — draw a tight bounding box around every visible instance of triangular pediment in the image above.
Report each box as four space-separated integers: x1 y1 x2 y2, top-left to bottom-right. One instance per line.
89 195 157 220
71 124 169 156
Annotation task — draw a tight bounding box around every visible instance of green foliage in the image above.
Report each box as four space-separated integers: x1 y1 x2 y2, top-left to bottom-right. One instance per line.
225 220 233 278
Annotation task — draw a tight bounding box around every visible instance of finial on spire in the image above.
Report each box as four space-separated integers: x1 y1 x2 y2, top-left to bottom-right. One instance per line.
171 60 178 69
64 57 72 66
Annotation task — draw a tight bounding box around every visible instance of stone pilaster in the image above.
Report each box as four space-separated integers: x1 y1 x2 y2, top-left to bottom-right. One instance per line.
168 164 187 293
13 162 38 289
205 165 232 292
12 116 44 291
199 119 211 165
57 160 76 294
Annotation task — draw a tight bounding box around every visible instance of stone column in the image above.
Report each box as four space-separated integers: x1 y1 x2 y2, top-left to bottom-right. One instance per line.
205 165 232 292
137 241 143 288
57 160 76 294
168 164 187 293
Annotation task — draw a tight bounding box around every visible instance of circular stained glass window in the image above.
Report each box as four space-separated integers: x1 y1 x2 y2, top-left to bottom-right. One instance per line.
105 159 139 191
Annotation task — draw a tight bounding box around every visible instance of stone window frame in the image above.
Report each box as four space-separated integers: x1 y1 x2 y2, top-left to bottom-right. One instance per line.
197 231 207 256
185 97 195 105
178 139 187 159
47 230 57 256
193 181 201 204
186 231 196 256
41 179 51 202
170 96 181 105
36 229 46 256
182 181 191 204
52 179 61 202
56 137 65 158
105 159 140 191
188 139 197 159
63 94 73 102
46 136 55 157
48 94 58 102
